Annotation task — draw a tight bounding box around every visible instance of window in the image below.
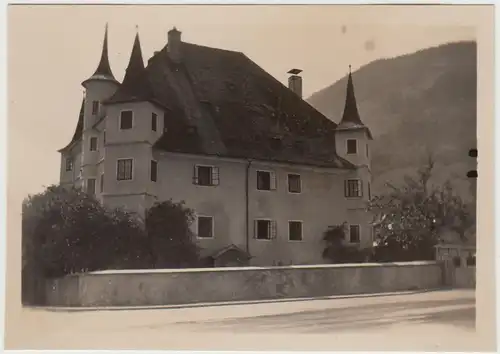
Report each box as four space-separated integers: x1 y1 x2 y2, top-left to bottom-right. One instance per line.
345 179 362 198
65 157 73 172
150 160 158 182
197 216 214 239
100 174 104 193
254 219 277 240
151 113 157 131
92 101 99 115
288 221 303 241
349 225 360 243
288 173 301 193
466 254 476 267
193 165 219 186
453 256 462 267
117 159 133 181
120 111 133 130
90 137 98 151
87 178 96 195
347 139 357 154
257 170 277 191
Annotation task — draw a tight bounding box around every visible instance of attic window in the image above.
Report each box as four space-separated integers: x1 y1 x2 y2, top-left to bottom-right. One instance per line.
270 136 282 149
294 140 306 153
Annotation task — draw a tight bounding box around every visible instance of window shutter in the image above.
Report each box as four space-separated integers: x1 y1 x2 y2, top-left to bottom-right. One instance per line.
358 180 363 197
212 167 220 186
270 171 277 190
254 220 258 239
271 220 277 239
344 180 348 197
192 165 199 185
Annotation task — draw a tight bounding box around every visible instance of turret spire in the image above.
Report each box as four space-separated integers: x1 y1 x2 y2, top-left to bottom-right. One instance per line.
83 24 117 85
339 65 363 126
105 30 155 103
121 31 145 88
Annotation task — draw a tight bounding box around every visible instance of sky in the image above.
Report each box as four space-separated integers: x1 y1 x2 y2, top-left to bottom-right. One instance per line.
7 5 482 202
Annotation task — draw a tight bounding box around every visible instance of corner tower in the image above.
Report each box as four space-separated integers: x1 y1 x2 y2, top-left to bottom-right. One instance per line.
334 66 373 170
80 24 120 191
100 30 165 218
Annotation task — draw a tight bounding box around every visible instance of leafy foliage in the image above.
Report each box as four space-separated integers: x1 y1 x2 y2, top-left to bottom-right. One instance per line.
145 200 201 268
22 185 150 278
322 223 369 264
369 154 475 262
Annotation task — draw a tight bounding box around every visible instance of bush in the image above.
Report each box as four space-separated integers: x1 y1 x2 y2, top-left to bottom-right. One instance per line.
145 200 201 268
322 223 369 264
22 185 150 279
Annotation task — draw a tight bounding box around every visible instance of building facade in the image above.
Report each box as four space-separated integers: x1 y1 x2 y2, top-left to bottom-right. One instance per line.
58 26 374 266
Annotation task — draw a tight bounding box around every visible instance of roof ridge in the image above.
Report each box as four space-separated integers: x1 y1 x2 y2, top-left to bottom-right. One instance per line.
182 41 244 55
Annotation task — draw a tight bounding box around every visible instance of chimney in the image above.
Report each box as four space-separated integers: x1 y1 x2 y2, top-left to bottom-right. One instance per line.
287 68 303 98
167 27 182 63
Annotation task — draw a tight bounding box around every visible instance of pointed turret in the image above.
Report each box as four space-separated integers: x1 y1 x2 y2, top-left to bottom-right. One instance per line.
106 29 156 104
82 24 118 86
339 65 363 126
121 31 146 89
337 66 372 140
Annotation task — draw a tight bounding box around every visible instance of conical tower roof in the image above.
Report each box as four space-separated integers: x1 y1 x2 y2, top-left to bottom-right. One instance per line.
106 30 156 104
339 66 363 126
337 66 373 139
82 24 118 86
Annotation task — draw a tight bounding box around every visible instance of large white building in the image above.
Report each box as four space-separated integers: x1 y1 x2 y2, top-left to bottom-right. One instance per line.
58 26 374 267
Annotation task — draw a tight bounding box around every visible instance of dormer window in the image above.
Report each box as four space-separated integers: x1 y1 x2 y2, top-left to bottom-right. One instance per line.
92 101 99 115
120 111 133 130
347 139 357 154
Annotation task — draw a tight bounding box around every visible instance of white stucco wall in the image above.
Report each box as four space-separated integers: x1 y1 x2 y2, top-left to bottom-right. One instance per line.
155 152 373 266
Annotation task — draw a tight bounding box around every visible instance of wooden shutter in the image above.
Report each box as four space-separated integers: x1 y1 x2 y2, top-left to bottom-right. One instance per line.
192 165 199 185
270 220 277 239
253 220 259 239
344 180 348 197
358 180 363 197
270 171 277 190
211 167 220 186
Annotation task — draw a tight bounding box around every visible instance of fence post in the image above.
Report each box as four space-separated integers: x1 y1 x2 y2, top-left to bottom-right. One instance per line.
441 259 455 287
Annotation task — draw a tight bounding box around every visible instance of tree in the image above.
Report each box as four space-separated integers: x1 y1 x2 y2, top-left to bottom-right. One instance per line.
22 185 149 279
322 223 369 264
369 154 475 262
145 200 201 268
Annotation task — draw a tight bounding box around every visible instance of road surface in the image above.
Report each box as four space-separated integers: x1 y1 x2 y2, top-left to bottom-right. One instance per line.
6 289 483 351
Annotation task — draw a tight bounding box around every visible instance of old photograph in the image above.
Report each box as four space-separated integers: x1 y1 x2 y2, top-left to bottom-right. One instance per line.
4 3 496 351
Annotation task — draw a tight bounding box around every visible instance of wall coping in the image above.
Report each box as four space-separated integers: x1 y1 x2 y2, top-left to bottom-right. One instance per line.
61 261 441 277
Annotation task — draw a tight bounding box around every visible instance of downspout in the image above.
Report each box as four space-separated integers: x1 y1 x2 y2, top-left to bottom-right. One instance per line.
245 159 252 254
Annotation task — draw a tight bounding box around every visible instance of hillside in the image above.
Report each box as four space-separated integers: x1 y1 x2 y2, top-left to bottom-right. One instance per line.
307 41 477 201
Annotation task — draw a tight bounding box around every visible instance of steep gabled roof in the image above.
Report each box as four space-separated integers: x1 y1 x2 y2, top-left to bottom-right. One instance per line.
146 41 355 169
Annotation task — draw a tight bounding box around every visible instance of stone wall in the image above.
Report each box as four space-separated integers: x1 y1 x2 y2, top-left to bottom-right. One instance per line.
45 261 445 307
